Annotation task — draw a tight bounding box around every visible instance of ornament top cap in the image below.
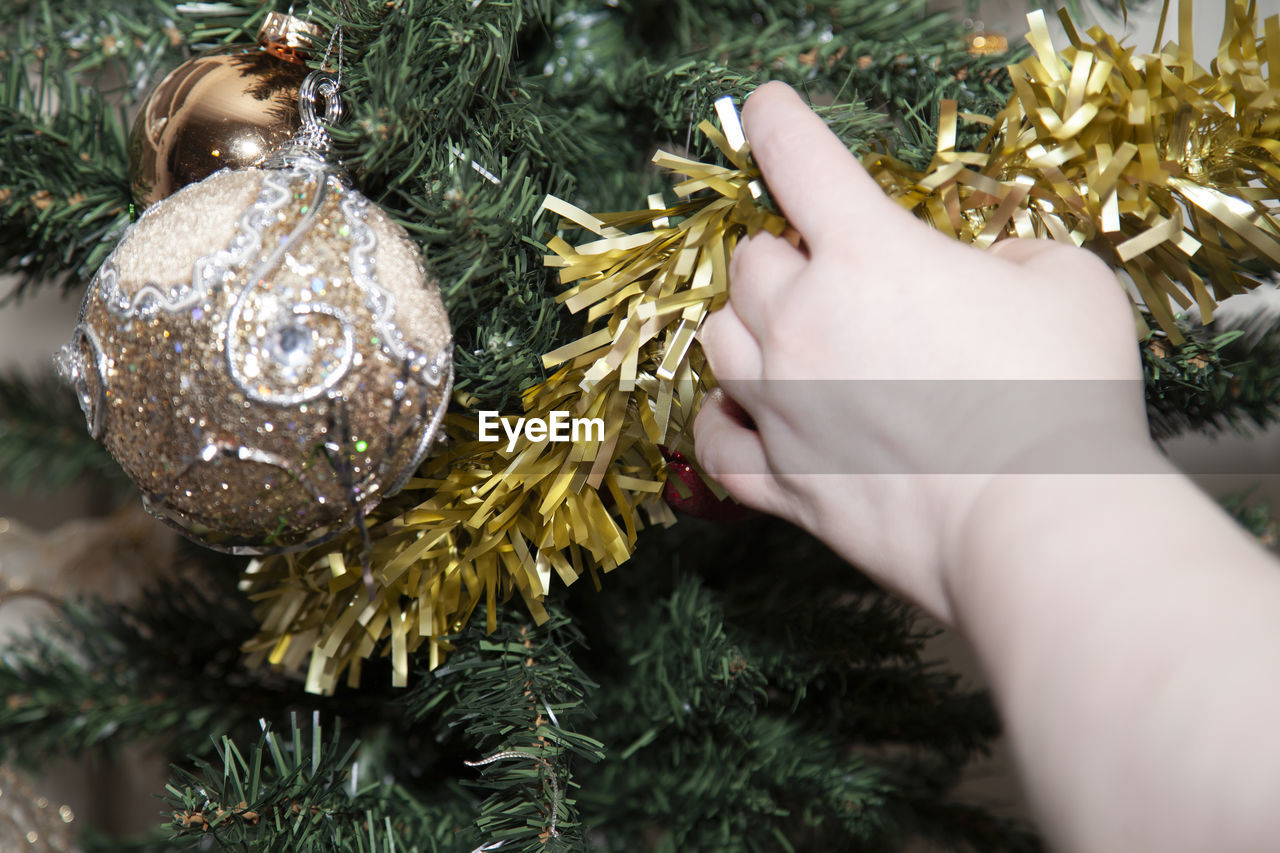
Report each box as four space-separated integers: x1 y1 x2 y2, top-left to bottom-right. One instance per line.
258 12 323 63
261 70 345 171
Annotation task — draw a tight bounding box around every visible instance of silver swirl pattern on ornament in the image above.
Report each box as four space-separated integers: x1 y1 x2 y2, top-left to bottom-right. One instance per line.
336 175 451 387
95 168 291 318
225 164 359 405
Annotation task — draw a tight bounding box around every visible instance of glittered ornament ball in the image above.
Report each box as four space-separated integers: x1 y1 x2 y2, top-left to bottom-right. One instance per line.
661 448 758 521
60 129 453 552
129 12 322 208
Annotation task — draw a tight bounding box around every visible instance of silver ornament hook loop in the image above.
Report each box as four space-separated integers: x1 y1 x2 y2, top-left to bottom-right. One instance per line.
262 70 345 166
299 70 343 129
260 28 346 171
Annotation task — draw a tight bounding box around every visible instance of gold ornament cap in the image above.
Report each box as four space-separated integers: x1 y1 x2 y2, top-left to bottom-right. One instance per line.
966 30 1008 55
258 12 323 63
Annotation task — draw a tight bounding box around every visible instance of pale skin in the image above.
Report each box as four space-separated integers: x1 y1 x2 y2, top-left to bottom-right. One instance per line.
695 82 1280 852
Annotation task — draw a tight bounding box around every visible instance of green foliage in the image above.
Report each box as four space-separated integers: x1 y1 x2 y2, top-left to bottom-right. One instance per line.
1144 310 1280 441
580 574 896 851
164 716 472 852
569 519 1034 852
0 370 124 491
405 605 604 852
0 572 257 765
1219 488 1278 544
0 0 263 297
0 60 132 297
854 44 1025 170
81 829 181 853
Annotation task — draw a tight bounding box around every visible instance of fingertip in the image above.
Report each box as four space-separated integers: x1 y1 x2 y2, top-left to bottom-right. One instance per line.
692 393 783 514
742 81 802 134
691 389 733 479
693 389 759 477
741 82 821 164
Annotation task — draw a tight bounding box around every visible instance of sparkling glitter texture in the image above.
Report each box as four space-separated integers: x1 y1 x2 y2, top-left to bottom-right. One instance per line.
58 163 453 553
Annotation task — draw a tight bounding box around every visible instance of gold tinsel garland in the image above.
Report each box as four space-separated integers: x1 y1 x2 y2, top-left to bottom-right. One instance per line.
868 2 1280 342
241 102 784 693
241 2 1280 693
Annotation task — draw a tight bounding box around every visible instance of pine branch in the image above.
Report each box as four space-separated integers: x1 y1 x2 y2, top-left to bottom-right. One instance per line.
165 716 472 852
627 0 962 55
883 759 1042 853
577 574 895 850
749 594 1001 760
0 0 263 72
0 569 315 766
81 829 181 853
0 0 263 297
843 45 1022 171
1219 488 1278 545
0 72 133 296
651 0 1020 169
0 370 125 491
565 520 1029 851
405 604 603 853
626 523 1001 760
1143 310 1280 441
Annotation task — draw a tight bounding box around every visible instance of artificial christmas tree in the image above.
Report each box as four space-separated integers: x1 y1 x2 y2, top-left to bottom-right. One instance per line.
3 0 1280 850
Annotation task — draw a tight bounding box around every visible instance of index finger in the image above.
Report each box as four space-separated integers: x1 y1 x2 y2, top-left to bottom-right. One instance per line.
742 82 919 250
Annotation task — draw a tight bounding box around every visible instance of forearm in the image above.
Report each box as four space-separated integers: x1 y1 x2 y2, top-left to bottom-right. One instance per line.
951 452 1280 852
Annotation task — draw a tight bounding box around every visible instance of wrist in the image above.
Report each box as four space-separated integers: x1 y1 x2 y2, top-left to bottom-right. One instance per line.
938 422 1170 629
933 437 1280 853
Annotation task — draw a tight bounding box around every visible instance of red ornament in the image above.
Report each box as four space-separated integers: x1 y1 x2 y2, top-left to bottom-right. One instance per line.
661 448 759 521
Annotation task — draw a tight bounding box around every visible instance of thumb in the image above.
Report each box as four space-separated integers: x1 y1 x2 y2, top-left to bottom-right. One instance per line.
742 82 922 251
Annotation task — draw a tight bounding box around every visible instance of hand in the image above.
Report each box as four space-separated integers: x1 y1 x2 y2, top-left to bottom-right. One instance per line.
694 82 1152 623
